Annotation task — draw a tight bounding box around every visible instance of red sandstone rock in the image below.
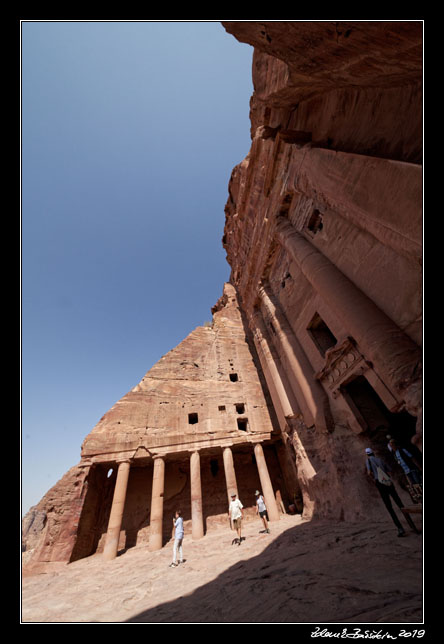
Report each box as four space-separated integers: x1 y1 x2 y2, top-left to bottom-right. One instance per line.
23 285 295 566
222 21 422 163
80 283 278 462
23 22 422 575
219 20 422 544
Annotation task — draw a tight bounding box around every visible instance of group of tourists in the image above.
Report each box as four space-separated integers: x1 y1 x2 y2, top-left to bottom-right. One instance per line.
365 435 422 537
168 436 422 567
228 490 270 546
168 490 270 567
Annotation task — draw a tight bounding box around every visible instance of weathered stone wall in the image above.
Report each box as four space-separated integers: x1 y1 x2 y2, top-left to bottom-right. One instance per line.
80 283 279 462
22 464 90 566
220 20 422 522
224 21 422 163
22 21 422 569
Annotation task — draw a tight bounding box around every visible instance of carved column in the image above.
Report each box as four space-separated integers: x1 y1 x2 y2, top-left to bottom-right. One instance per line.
275 216 422 414
254 443 280 522
222 447 238 504
149 456 165 551
103 459 131 561
190 451 204 540
251 308 300 422
258 284 332 432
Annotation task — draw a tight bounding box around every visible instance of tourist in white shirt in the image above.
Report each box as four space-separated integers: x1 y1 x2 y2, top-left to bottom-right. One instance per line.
228 493 244 545
255 490 270 534
169 510 184 567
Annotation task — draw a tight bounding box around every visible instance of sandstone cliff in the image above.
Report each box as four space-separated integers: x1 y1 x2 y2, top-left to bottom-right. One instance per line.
220 18 422 480
23 285 294 565
23 21 422 572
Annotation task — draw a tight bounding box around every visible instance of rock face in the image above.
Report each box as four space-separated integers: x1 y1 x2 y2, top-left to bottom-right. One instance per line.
222 21 422 163
219 19 422 522
80 283 277 462
22 21 422 571
23 284 299 567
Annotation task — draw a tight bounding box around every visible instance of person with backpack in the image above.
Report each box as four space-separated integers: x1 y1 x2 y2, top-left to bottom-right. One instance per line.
365 448 420 537
388 438 422 485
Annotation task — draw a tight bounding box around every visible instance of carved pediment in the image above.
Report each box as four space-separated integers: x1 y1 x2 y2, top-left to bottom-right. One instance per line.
315 337 370 396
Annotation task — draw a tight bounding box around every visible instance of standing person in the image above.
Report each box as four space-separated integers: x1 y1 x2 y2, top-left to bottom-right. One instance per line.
228 493 244 545
255 490 270 533
388 439 422 486
169 510 184 567
365 448 420 537
388 438 422 503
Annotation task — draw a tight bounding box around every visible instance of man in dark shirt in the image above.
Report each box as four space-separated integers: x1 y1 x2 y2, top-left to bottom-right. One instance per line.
365 448 420 537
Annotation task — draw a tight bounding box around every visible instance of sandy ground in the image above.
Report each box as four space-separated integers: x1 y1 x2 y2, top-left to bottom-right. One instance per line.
21 513 423 624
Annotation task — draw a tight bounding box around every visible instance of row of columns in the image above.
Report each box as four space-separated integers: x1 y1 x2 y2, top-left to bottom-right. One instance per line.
258 284 332 433
250 306 317 516
251 307 298 425
274 216 422 410
102 443 280 561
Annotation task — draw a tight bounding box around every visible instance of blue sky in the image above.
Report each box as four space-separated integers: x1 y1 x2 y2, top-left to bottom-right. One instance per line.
21 21 254 516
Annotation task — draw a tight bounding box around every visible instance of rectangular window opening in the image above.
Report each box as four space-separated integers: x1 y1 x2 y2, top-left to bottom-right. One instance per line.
229 373 239 382
237 418 248 432
188 412 199 425
218 405 226 412
235 403 245 414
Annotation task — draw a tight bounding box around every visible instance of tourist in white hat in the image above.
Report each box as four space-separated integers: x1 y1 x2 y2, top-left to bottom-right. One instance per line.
228 492 244 545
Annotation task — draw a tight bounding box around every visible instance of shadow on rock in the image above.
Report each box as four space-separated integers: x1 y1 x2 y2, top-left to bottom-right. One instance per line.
125 518 422 624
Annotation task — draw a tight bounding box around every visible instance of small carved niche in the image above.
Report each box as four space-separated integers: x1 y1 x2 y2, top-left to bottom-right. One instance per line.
188 413 199 425
306 209 323 235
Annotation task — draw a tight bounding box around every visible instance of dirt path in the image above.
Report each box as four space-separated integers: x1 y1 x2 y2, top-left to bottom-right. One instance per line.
21 514 423 623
